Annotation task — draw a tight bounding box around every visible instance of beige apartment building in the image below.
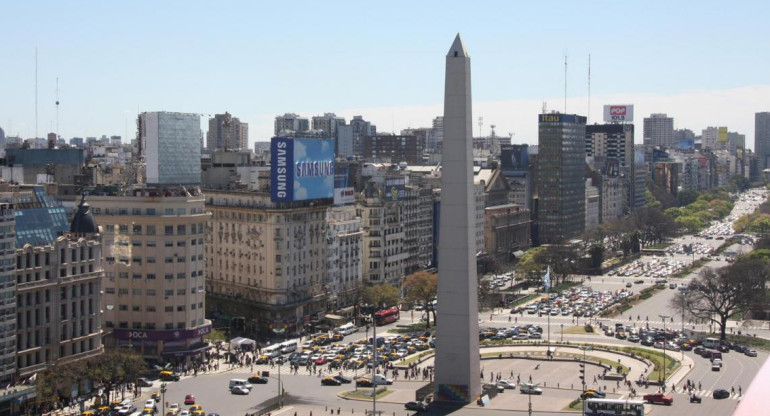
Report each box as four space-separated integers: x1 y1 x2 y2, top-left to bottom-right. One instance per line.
90 187 211 359
203 190 330 337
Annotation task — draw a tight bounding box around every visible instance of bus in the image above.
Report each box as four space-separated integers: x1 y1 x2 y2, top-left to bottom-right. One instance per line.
280 340 298 354
374 307 400 326
263 344 282 358
585 399 644 416
336 322 357 336
702 337 720 349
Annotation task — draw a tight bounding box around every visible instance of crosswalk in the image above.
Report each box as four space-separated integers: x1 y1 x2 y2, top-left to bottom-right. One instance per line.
673 390 742 400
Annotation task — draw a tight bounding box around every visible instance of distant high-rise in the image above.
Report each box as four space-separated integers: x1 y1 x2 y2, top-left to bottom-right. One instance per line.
643 113 674 147
139 111 202 185
274 113 309 136
756 112 770 169
537 113 586 244
207 112 248 151
349 116 375 157
312 113 346 139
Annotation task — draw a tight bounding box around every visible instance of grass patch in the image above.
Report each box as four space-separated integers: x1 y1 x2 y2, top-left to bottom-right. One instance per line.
342 388 393 400
722 334 770 351
510 294 539 308
562 326 598 335
565 398 583 411
619 346 680 381
646 242 674 250
391 322 431 334
397 350 434 365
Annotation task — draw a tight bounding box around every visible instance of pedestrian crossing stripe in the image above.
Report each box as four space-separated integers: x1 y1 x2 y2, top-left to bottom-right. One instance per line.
675 390 741 400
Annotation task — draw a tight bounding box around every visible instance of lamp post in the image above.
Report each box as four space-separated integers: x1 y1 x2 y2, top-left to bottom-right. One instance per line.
561 324 564 342
277 361 283 408
578 345 593 416
160 383 167 416
371 311 377 416
659 314 670 390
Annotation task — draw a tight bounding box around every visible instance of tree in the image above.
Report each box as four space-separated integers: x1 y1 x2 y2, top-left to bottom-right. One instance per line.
671 258 768 340
632 207 677 247
403 271 438 327
362 283 399 310
534 245 580 288
587 243 604 269
677 189 700 207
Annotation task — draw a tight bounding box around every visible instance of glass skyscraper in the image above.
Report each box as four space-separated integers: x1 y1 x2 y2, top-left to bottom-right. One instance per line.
140 111 202 185
537 113 586 244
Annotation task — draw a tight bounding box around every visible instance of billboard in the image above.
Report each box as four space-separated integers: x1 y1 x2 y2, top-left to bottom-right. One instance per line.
270 137 335 202
538 113 586 124
718 127 728 143
500 144 529 173
603 105 634 123
334 187 355 205
384 177 406 202
678 139 695 150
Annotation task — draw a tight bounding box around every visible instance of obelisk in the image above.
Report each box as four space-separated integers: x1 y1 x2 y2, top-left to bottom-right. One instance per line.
434 33 481 404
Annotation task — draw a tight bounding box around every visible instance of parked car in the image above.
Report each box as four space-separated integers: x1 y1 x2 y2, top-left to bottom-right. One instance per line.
713 389 730 399
744 349 758 357
404 402 428 412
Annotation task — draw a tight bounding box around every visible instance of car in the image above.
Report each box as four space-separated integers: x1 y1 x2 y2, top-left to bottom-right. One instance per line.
496 380 516 389
356 378 373 387
690 395 702 403
528 332 542 339
178 411 191 416
137 378 153 387
625 282 632 288
519 383 542 395
334 375 352 384
247 375 268 384
669 283 677 289
151 392 161 402
643 393 673 405
711 363 720 371
713 389 730 399
641 338 654 346
634 280 644 284
189 405 202 413
117 405 137 416
745 349 757 357
628 334 640 343
321 377 341 386
581 389 606 399
231 385 250 395
404 401 428 412
717 344 730 352
184 395 195 405
144 400 157 411
168 404 180 414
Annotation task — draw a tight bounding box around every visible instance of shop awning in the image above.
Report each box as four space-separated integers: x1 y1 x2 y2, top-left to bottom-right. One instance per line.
325 314 345 321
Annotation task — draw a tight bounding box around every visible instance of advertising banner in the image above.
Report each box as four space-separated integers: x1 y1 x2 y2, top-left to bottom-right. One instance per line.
500 144 529 173
718 127 728 143
603 105 634 123
112 323 212 341
678 139 695 150
334 187 355 205
539 113 586 124
384 177 406 202
271 137 335 202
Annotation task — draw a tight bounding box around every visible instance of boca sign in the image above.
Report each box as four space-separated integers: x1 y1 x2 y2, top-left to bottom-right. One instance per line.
603 105 634 123
271 137 335 202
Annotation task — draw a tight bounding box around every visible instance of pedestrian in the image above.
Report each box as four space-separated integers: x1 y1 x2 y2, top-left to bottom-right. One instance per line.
739 386 742 396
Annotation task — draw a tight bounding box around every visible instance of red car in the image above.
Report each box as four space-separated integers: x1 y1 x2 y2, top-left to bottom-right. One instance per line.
184 394 195 405
643 393 672 405
314 356 328 365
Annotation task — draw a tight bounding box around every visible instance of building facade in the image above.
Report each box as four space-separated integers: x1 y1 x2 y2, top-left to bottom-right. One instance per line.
204 190 330 337
91 187 211 359
325 206 363 311
358 183 407 286
537 113 586 244
207 113 248 151
0 202 14 385
274 113 310 136
311 113 346 139
643 113 674 148
363 135 424 164
483 204 531 265
756 112 770 170
139 112 202 185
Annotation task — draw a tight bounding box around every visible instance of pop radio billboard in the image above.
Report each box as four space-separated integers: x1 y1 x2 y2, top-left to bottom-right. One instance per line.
500 144 529 173
384 177 406 202
271 137 335 202
603 105 634 123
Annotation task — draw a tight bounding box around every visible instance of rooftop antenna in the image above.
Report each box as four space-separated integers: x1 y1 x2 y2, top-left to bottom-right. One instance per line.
478 116 483 137
587 54 591 123
564 51 568 114
35 47 38 139
55 77 60 140
542 101 548 114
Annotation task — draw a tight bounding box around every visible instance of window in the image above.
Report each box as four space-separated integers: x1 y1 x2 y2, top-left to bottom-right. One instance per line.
147 306 156 312
177 208 186 215
177 273 185 280
147 257 156 264
177 289 186 295
177 306 185 312
164 306 173 312
132 273 142 279
165 274 173 280
164 290 173 296
132 306 140 312
146 208 156 215
177 256 185 262
132 289 142 296
165 225 174 235
146 273 156 280
177 322 185 329
132 225 142 235
132 241 142 247
146 241 156 247
165 257 174 264
118 305 128 311
118 289 128 295
177 241 186 247
177 225 186 235
105 288 115 294
146 225 156 235
146 289 156 296
165 241 173 247
119 272 128 279
164 208 174 215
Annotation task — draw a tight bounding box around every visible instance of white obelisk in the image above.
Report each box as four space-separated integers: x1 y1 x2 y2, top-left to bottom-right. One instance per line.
434 33 481 404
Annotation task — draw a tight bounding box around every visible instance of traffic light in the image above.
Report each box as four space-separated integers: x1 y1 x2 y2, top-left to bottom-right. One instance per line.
579 363 585 380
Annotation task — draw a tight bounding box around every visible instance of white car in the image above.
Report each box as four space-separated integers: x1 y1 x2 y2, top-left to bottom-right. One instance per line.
231 385 251 395
497 380 516 389
168 404 180 413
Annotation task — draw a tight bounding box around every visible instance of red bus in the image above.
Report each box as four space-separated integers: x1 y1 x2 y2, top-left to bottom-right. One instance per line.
374 307 400 326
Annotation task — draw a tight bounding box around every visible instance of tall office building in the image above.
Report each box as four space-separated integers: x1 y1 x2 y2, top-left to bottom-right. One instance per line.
138 112 202 185
537 113 587 244
362 134 424 164
349 116 376 157
207 113 248 151
756 112 770 169
643 113 674 148
0 201 14 385
274 113 310 136
91 187 211 358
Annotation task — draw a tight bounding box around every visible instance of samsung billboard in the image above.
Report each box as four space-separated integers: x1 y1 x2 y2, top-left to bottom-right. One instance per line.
602 105 634 123
270 137 335 202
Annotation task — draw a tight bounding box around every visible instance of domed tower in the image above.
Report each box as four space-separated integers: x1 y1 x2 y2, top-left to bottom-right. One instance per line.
70 194 99 237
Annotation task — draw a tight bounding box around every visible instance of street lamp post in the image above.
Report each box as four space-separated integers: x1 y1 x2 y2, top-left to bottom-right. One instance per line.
579 345 593 416
277 362 283 408
160 383 167 416
659 314 670 390
561 324 564 342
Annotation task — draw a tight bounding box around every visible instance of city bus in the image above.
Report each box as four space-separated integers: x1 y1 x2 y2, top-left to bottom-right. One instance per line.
374 307 400 326
585 398 644 416
263 344 282 358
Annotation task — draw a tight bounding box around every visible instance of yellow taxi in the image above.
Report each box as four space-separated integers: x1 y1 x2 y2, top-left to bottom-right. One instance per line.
81 411 95 416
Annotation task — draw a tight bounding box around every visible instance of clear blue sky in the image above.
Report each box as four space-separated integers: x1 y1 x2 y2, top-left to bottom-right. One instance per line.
2 1 768 146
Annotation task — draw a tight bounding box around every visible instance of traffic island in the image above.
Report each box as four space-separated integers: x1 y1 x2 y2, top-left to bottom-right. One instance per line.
339 387 393 401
